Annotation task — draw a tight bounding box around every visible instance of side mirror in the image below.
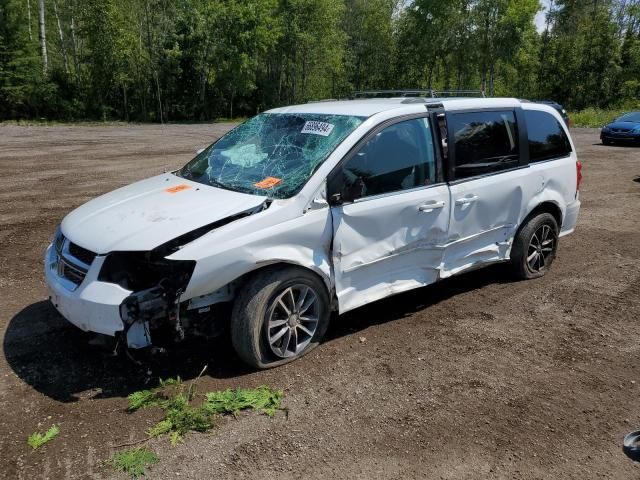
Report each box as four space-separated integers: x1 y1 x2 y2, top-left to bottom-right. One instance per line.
328 192 343 206
327 182 356 206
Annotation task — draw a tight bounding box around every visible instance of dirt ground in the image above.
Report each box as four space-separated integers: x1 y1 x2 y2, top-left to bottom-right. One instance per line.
0 124 639 479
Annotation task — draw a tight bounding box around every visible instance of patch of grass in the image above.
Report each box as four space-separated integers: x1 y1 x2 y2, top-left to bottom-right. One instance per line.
147 392 213 445
126 372 283 446
569 104 640 128
203 386 283 417
109 448 158 478
127 390 160 411
27 425 59 449
127 377 184 412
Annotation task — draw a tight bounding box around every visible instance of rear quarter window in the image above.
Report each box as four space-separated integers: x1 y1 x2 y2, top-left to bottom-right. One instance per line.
524 110 572 162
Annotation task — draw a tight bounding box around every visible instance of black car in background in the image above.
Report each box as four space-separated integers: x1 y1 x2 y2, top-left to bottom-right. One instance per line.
536 100 571 126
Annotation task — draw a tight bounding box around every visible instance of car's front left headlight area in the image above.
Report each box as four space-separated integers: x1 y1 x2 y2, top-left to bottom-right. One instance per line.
98 251 195 336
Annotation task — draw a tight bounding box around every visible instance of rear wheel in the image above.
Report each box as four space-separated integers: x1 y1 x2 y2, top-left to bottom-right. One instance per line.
231 266 330 369
510 212 559 280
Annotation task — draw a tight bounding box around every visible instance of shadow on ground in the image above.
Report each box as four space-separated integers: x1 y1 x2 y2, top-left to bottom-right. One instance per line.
4 264 511 403
595 142 640 147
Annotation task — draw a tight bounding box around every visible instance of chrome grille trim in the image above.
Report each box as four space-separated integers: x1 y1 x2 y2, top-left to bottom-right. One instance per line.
53 236 96 288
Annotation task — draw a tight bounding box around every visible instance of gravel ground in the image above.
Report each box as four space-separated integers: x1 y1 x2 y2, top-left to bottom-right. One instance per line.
0 124 639 479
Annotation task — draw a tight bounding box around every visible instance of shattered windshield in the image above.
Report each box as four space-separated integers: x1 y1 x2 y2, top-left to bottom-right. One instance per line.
178 113 365 198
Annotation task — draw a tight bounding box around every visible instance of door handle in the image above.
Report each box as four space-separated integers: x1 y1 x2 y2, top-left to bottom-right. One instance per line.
455 195 478 206
418 201 446 213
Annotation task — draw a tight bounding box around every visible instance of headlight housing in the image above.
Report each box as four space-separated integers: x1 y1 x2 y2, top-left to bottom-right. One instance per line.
53 226 65 253
98 252 195 292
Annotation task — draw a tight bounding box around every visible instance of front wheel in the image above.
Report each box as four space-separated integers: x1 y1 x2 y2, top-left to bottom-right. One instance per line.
510 212 559 280
231 266 330 369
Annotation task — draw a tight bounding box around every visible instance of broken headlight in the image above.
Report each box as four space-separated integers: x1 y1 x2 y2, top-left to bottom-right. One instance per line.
98 252 195 293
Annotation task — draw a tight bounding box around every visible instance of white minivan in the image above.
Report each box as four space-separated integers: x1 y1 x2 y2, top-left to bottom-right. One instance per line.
45 96 581 368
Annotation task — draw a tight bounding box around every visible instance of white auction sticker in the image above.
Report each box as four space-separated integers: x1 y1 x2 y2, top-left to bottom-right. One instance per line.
301 121 335 136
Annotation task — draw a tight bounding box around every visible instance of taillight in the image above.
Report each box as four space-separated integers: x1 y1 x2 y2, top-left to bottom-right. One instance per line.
576 160 583 193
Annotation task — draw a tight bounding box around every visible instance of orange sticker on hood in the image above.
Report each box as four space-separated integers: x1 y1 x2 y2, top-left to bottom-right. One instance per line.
165 184 192 194
254 177 282 189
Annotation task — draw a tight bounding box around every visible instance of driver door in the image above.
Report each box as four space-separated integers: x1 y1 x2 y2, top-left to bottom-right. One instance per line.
328 116 450 314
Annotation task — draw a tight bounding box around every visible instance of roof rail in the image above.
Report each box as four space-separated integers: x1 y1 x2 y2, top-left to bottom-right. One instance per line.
352 89 486 99
353 90 437 98
435 90 486 98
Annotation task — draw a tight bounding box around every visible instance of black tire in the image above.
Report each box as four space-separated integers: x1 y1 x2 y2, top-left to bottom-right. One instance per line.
510 212 559 280
602 138 611 146
230 266 330 369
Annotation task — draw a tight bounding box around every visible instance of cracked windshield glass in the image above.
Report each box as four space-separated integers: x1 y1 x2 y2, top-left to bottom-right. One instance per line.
179 113 365 198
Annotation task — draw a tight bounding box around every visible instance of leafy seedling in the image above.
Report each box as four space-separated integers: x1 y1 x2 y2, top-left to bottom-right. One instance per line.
109 448 158 478
147 392 213 445
126 369 283 446
203 386 283 417
27 425 59 450
127 390 160 411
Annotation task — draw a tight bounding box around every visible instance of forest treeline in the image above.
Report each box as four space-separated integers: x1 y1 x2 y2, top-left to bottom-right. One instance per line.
1 0 640 122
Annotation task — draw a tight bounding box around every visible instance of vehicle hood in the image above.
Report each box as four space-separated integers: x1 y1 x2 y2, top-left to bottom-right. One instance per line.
605 121 640 130
61 173 267 254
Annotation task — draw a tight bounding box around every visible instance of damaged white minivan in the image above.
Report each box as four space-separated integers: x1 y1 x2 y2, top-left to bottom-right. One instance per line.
45 95 581 368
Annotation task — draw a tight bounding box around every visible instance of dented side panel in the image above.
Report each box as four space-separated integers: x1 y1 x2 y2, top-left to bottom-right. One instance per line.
442 154 578 277
168 201 334 301
331 185 450 313
442 167 540 276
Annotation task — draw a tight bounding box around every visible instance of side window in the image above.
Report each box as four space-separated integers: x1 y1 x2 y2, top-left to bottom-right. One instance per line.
450 110 519 180
524 110 572 162
335 117 436 201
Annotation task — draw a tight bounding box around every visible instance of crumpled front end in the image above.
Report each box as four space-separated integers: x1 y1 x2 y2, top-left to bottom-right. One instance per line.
45 229 197 349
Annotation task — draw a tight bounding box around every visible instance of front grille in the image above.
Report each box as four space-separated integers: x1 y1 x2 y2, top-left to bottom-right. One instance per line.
68 242 97 266
53 236 94 288
613 128 630 133
59 258 87 285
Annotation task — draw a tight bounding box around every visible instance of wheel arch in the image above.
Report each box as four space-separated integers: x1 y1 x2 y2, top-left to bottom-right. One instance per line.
185 261 333 313
523 201 563 229
509 201 563 259
233 261 332 297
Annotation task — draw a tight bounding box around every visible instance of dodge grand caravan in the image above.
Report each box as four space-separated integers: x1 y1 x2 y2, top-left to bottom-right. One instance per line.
45 96 581 368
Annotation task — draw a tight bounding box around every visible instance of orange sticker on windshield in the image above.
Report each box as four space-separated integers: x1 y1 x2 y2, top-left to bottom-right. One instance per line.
254 177 282 189
165 184 192 194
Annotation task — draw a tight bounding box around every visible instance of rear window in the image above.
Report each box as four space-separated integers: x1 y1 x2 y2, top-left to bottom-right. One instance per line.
524 110 572 162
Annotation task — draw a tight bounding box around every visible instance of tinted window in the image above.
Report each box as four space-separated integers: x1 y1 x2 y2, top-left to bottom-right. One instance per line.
450 111 519 179
524 110 572 162
617 112 640 122
336 118 436 200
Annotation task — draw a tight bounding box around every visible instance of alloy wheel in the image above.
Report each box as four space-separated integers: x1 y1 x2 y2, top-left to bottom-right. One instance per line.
266 284 319 358
527 224 555 273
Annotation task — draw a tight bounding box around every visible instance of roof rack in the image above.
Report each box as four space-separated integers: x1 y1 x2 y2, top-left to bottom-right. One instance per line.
352 89 486 99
